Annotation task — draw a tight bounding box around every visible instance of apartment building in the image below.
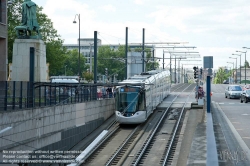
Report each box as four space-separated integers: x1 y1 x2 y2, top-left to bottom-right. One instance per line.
63 38 155 66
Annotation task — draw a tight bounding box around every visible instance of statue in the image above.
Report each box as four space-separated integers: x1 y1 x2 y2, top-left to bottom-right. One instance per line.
15 0 41 39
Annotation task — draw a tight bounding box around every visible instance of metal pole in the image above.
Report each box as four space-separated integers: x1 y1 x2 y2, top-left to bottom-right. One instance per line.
245 52 246 85
78 14 80 82
94 31 97 83
178 59 180 83
29 47 35 108
142 28 145 72
240 55 241 83
90 44 93 73
170 53 172 83
207 75 211 113
236 58 237 83
125 27 128 79
175 56 176 83
152 49 155 70
163 50 165 69
233 62 235 83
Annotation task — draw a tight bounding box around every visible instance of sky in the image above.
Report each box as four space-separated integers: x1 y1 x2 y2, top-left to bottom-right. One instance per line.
31 0 250 70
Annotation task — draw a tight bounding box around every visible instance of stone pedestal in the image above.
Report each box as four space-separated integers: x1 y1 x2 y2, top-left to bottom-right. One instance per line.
11 39 47 82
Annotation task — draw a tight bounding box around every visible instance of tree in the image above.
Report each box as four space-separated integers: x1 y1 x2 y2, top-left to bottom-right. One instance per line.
63 49 88 77
7 0 68 76
244 60 249 68
83 72 94 83
213 67 230 84
97 46 126 81
134 48 160 71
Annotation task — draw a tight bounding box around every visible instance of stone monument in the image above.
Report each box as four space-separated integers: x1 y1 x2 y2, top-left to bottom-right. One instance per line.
11 0 47 82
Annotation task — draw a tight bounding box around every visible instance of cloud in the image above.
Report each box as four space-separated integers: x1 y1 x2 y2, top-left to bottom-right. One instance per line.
134 0 144 5
100 5 116 12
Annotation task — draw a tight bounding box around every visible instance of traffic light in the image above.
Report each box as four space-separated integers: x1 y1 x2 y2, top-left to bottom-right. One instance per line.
200 68 203 75
193 66 198 79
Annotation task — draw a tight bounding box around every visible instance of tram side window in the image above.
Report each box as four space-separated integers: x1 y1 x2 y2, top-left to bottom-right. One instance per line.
138 93 145 110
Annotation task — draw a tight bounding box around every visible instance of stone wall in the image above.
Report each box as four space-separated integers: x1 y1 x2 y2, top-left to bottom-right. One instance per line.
0 99 115 151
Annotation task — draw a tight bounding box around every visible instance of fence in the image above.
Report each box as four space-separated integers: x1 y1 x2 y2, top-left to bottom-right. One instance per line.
0 81 116 111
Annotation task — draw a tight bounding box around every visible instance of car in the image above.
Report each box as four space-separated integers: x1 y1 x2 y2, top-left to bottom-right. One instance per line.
240 89 250 103
223 80 229 84
242 84 250 90
225 85 242 99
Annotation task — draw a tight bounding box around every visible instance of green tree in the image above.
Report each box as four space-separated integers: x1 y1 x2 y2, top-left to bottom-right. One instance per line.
134 48 160 71
64 49 88 77
7 0 68 76
97 46 126 81
244 60 249 68
214 67 230 84
83 72 94 83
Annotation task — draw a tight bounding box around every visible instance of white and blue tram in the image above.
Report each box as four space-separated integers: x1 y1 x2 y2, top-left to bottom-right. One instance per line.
115 70 171 124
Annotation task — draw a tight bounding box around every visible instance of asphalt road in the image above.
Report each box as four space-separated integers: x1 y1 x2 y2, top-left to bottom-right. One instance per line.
209 84 250 165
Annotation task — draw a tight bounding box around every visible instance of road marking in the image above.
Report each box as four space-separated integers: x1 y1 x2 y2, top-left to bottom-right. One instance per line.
242 137 250 139
218 103 224 104
229 103 235 104
242 114 249 116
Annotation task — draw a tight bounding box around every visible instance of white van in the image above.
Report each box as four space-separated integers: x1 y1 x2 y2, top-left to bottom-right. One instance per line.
51 79 79 96
51 79 78 83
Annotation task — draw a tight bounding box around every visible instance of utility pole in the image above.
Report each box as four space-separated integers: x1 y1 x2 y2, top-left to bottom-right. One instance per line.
125 27 128 79
142 28 145 72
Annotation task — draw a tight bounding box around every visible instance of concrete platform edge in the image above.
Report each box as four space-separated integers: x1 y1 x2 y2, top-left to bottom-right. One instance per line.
214 102 250 161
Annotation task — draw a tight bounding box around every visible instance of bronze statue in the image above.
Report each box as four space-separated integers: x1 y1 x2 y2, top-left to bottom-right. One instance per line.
15 0 41 39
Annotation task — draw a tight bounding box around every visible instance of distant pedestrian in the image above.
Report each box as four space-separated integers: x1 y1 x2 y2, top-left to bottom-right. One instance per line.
198 87 205 99
101 86 106 98
106 87 112 98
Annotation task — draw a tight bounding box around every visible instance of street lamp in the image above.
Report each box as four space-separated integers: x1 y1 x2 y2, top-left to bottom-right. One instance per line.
237 50 247 85
64 65 67 76
229 57 237 83
232 53 242 83
73 14 80 82
241 47 250 85
227 62 234 83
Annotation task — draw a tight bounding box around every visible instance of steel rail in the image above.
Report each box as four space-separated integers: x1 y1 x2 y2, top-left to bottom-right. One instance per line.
162 88 193 165
132 84 193 166
78 125 120 165
105 126 140 166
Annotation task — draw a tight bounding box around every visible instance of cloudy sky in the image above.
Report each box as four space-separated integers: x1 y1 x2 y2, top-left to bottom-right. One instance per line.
32 0 250 70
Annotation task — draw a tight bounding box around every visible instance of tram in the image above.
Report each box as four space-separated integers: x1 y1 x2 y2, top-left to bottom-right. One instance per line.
115 70 171 124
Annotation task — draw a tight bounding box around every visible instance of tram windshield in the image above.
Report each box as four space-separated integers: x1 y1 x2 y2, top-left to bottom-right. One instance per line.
115 86 144 116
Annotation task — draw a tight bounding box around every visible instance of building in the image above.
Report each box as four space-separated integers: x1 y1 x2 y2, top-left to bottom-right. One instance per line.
64 38 102 65
63 38 155 66
0 0 8 81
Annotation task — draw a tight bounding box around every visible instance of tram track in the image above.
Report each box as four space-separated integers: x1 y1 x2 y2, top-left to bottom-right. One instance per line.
129 84 194 166
72 83 196 166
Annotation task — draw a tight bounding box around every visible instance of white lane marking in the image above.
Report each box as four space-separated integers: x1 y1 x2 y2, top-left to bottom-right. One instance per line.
242 114 249 116
219 103 224 104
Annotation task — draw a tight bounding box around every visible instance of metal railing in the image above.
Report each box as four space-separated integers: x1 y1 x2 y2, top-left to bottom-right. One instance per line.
0 81 116 111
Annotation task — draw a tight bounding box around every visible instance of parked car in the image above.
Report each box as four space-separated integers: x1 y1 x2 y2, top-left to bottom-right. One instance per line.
240 89 250 103
242 84 250 90
225 85 242 99
223 80 229 84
